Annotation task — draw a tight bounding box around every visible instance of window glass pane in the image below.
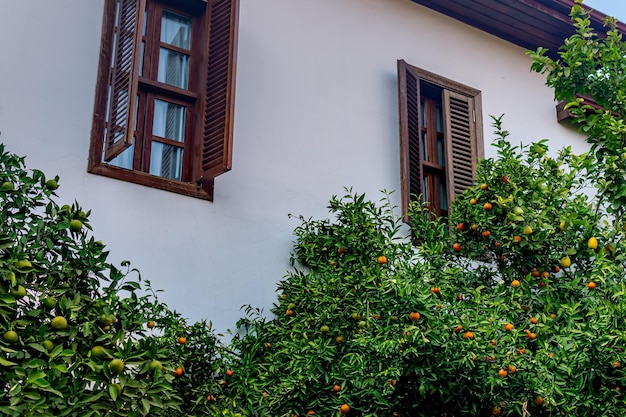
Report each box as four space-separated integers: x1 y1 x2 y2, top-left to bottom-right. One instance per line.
150 142 183 180
440 181 448 210
158 48 189 89
421 131 428 161
420 98 426 128
108 142 135 170
436 103 443 132
423 176 429 202
437 136 445 166
161 11 191 49
139 41 145 76
153 99 185 142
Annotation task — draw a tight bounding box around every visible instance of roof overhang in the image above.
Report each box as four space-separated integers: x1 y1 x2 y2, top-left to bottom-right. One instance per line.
410 0 626 57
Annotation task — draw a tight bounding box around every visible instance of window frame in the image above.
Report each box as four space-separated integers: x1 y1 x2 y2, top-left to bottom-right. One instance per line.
397 59 484 219
89 0 239 200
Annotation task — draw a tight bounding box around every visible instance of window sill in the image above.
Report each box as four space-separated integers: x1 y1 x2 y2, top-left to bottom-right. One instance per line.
556 94 602 122
88 163 214 201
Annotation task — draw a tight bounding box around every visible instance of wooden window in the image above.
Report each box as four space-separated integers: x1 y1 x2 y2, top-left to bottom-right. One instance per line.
398 60 484 219
89 0 239 200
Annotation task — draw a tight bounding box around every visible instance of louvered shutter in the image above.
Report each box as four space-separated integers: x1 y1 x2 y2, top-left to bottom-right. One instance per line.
104 0 145 162
443 90 477 202
397 60 424 215
199 0 239 182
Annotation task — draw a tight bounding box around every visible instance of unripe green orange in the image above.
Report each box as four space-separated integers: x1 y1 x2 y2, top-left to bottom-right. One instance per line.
3 330 18 343
51 316 68 330
108 358 125 374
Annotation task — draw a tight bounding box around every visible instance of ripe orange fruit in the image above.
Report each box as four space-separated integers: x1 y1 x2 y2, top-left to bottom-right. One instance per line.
453 243 461 252
587 281 596 289
454 325 463 333
431 287 440 294
530 317 538 324
173 366 184 377
492 405 502 415
207 395 216 401
552 266 561 273
507 365 517 373
226 369 233 377
498 369 508 377
409 312 421 321
481 230 491 238
550 313 557 319
470 198 478 205
528 332 537 340
377 256 387 265
340 404 351 414
306 410 315 415
335 335 344 343
504 323 514 332
484 202 493 211
613 361 622 368
471 224 479 231
333 384 341 392
511 280 520 287
480 183 488 190
146 320 155 329
512 235 521 243
531 270 540 278
588 237 598 249
177 337 187 345
541 271 550 279
463 331 475 339
491 339 497 346
519 348 526 354
337 247 345 255
535 396 544 406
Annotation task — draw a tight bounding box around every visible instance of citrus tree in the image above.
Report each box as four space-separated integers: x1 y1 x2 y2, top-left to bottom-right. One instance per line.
0 143 225 416
217 3 626 416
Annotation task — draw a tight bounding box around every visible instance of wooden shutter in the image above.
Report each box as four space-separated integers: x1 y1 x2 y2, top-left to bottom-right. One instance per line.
199 0 239 182
104 0 145 161
443 90 477 202
397 60 424 216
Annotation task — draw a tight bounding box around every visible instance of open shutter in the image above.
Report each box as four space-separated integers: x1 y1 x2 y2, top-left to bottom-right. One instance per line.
443 90 477 202
199 0 239 182
397 60 424 216
104 0 145 161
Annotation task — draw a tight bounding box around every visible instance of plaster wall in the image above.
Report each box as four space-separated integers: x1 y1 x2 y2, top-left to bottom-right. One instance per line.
0 0 585 332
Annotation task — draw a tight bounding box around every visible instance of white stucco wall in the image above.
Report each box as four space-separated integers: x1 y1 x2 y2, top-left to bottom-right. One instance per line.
0 0 586 333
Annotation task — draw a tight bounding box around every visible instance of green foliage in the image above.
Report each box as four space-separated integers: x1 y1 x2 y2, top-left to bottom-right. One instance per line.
528 1 626 220
0 144 224 416
219 120 626 416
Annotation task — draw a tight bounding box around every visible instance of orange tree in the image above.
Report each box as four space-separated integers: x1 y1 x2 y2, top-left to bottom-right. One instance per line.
0 143 225 416
217 4 626 415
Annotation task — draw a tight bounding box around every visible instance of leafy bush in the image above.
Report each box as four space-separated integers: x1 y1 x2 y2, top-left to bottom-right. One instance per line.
0 144 224 416
220 115 626 415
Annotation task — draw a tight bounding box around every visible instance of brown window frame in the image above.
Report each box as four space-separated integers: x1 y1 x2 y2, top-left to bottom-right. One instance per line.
89 0 239 200
398 60 484 219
